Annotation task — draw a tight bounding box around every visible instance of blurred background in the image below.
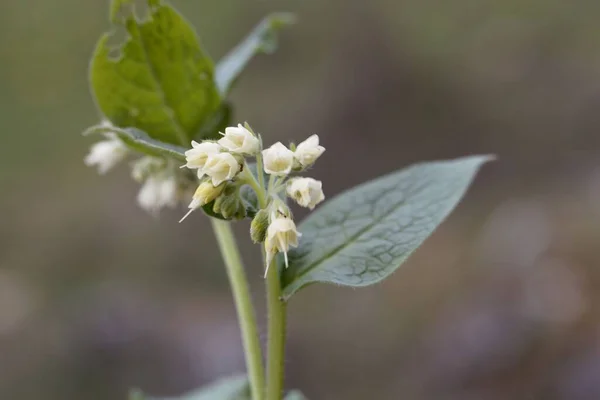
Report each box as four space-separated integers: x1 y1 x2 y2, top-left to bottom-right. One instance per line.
2 0 600 399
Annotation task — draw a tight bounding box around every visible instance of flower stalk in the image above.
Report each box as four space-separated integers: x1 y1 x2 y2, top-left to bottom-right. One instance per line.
211 218 266 400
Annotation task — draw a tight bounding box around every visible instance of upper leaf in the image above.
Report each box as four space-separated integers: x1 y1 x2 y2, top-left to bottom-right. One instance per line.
215 13 295 95
142 375 250 400
281 155 493 301
90 0 221 146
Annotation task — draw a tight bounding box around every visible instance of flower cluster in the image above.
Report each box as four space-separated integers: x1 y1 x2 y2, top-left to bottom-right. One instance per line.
182 123 325 275
84 120 326 275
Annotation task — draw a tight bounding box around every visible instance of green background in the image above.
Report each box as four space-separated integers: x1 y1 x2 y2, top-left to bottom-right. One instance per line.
2 0 600 399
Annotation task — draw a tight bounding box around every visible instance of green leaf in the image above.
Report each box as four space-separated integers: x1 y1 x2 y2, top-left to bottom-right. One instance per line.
215 13 295 95
157 375 249 400
281 155 493 301
84 124 186 162
285 390 308 400
90 0 221 146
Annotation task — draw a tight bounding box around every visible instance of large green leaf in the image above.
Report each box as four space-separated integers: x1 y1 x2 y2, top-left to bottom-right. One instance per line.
137 375 250 400
215 13 295 95
90 0 221 146
281 155 493 300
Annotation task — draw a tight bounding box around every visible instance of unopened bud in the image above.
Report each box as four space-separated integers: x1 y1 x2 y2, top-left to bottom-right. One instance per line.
190 181 225 209
250 209 269 243
213 184 246 219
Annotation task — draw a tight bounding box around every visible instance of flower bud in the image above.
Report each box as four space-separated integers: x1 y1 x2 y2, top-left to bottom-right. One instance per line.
203 152 241 186
294 134 325 168
214 192 246 220
286 177 325 210
250 209 269 243
184 141 222 176
262 142 295 176
218 124 260 155
188 181 225 209
179 181 226 222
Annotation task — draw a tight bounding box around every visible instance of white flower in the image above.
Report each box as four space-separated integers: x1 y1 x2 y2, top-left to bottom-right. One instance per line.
84 135 128 174
294 134 325 168
286 177 325 210
184 141 222 177
203 152 241 186
137 175 179 214
264 215 301 275
262 142 294 176
218 124 259 155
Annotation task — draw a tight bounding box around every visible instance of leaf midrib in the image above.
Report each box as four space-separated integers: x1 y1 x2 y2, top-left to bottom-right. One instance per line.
135 18 189 146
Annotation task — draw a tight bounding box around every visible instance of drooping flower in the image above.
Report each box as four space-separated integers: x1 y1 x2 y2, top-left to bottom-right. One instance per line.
262 142 294 176
294 134 325 168
184 141 222 177
264 215 301 275
189 181 225 209
137 175 179 214
84 134 129 174
179 181 225 222
203 152 241 186
218 124 259 155
286 177 325 210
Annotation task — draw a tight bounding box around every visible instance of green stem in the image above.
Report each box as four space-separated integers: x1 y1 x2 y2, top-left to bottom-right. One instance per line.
256 136 266 191
265 257 287 400
211 219 265 400
254 145 288 399
241 164 266 207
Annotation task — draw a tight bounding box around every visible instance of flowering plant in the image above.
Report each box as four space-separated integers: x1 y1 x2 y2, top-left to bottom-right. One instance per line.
83 1 491 399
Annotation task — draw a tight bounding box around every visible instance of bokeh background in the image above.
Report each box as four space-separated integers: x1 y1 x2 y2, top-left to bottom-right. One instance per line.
3 0 600 399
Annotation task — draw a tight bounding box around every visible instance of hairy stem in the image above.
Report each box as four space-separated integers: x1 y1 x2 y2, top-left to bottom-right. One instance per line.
211 219 265 400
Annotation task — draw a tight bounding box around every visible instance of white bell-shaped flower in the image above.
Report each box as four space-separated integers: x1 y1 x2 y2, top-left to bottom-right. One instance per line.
184 141 222 176
218 124 259 155
84 134 128 174
262 142 294 176
264 215 301 274
203 152 241 186
286 177 325 210
294 134 325 168
137 175 179 214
